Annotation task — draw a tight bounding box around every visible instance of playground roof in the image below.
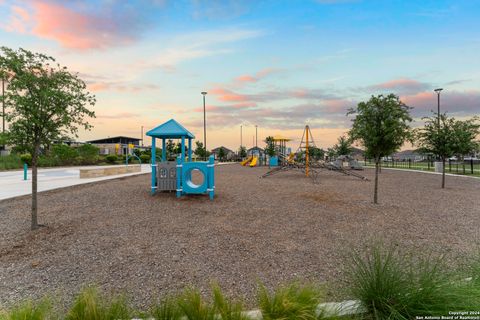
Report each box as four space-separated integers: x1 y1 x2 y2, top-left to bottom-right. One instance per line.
272 135 291 141
146 119 195 139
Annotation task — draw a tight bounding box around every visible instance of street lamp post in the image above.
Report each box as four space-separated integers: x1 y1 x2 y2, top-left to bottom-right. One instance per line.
201 92 207 160
255 125 258 148
434 88 443 127
240 125 243 147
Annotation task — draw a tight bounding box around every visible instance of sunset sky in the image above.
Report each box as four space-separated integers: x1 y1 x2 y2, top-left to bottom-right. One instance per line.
1 0 479 151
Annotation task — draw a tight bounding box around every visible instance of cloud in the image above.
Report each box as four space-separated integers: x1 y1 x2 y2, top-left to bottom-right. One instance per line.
137 28 264 69
97 112 141 119
233 68 282 85
401 90 480 116
190 0 255 20
368 78 431 95
4 0 147 50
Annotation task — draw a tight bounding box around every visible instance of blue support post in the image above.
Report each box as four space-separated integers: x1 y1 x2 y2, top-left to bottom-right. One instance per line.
162 139 166 161
188 138 192 162
208 155 215 200
176 156 182 198
151 137 157 195
23 163 28 181
181 136 185 162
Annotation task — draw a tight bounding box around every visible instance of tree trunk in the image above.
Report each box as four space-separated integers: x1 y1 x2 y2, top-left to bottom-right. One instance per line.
442 157 446 189
374 158 380 204
31 146 39 230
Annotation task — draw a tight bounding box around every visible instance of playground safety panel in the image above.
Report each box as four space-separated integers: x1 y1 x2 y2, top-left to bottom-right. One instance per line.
157 161 177 191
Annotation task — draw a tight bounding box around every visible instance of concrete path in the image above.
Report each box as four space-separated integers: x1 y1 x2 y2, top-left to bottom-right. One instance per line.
0 164 150 201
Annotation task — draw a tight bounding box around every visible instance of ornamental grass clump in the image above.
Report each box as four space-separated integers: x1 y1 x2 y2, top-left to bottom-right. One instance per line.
258 282 327 320
347 243 480 319
1 299 54 320
66 287 131 320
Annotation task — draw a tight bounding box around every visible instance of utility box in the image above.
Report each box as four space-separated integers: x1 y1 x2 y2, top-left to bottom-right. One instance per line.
434 161 443 173
157 161 177 191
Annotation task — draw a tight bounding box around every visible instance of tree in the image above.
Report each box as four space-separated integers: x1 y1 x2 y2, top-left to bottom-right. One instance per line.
166 139 176 160
238 145 247 158
194 141 206 159
1 47 95 229
217 147 226 161
264 136 276 157
333 135 353 156
308 146 325 161
415 114 479 188
348 94 412 204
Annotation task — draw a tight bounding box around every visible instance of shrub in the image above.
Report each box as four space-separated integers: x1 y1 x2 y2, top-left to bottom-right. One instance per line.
258 283 325 320
51 144 78 165
105 155 118 164
38 156 58 167
0 154 23 170
77 144 99 165
20 153 32 165
347 242 480 319
140 154 150 163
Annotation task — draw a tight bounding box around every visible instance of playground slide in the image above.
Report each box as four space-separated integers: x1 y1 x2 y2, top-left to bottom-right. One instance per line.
249 157 258 167
241 156 253 166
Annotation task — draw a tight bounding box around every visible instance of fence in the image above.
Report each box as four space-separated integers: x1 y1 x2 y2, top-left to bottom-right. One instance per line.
364 158 480 176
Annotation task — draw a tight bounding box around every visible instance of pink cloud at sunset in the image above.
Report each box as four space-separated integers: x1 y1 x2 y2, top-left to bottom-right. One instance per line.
401 90 480 115
5 0 140 49
369 78 430 94
235 75 257 83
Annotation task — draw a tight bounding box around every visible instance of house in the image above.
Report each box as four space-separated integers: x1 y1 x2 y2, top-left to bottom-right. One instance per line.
211 146 235 161
247 146 265 158
350 147 365 161
87 136 141 155
392 149 428 161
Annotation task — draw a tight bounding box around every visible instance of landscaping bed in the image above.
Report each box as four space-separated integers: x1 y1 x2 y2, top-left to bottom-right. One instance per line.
0 165 479 309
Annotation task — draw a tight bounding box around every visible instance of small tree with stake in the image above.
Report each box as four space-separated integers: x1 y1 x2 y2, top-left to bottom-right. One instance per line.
416 113 479 188
348 94 412 204
0 47 95 230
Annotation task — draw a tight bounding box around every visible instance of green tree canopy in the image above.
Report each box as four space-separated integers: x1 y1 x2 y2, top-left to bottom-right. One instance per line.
0 47 95 229
415 113 479 188
348 94 412 204
217 147 226 161
264 136 276 157
194 140 206 159
238 145 247 158
332 135 353 156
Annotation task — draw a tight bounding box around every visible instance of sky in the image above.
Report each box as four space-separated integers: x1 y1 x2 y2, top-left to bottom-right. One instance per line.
0 0 479 151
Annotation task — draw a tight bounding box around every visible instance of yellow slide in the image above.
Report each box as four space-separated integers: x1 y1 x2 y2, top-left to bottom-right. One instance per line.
241 156 253 166
249 157 258 167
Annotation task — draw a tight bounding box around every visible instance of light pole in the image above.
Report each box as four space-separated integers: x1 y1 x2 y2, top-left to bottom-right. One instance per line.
201 91 207 160
255 125 258 148
141 125 144 147
434 88 443 128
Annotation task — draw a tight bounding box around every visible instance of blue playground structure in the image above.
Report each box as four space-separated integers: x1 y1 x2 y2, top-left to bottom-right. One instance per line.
146 119 215 200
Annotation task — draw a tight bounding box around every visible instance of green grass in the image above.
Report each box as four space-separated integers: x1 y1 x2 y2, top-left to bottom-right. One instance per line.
363 161 480 177
346 243 480 319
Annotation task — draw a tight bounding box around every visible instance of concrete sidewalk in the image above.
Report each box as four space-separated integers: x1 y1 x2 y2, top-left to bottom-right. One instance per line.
0 164 150 201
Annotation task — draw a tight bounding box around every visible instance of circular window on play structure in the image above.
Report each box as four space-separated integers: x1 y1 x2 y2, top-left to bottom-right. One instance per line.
189 168 205 187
